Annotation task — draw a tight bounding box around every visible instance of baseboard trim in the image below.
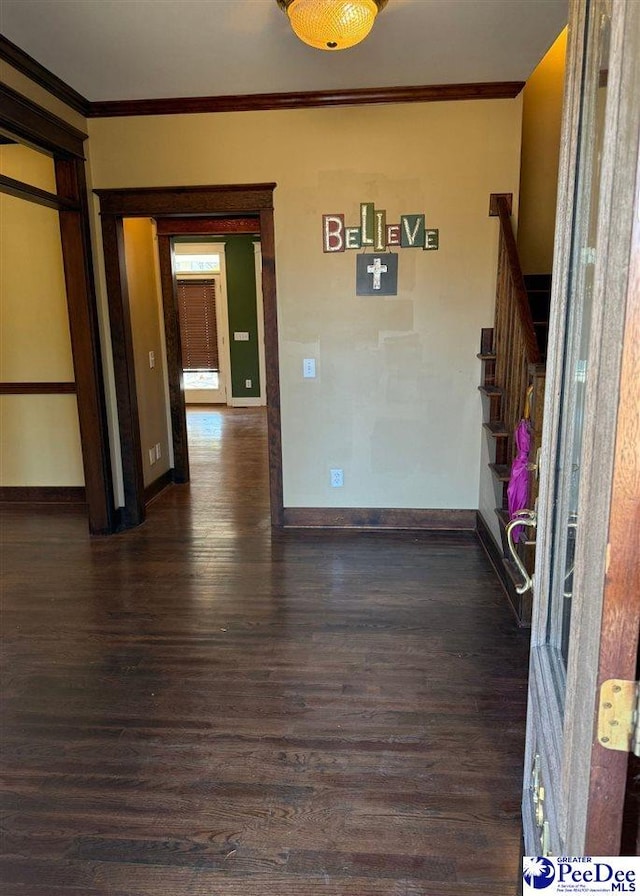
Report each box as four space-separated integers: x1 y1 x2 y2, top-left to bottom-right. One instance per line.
228 397 265 407
283 507 477 530
112 506 125 532
144 469 173 505
0 486 86 503
475 510 530 627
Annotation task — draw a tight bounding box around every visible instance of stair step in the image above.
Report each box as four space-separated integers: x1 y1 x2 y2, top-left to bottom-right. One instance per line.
483 420 509 439
489 462 510 482
523 273 552 291
479 327 494 356
478 384 503 397
524 273 552 360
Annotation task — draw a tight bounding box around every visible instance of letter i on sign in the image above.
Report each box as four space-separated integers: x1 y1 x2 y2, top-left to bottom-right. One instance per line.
360 203 375 246
374 210 387 251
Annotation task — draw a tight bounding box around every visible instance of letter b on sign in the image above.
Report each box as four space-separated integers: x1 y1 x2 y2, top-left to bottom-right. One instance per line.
323 215 345 252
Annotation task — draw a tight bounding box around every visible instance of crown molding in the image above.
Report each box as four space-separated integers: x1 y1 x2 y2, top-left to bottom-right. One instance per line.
0 34 90 117
87 81 525 118
0 33 524 120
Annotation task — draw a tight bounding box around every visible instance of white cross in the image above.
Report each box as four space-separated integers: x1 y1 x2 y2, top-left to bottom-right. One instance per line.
367 256 388 290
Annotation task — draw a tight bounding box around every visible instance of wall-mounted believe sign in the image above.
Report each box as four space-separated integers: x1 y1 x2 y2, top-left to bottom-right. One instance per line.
323 202 438 296
322 203 439 253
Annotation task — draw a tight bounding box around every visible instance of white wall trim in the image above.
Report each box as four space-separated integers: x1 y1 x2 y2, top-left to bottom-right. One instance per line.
229 397 264 407
253 241 267 406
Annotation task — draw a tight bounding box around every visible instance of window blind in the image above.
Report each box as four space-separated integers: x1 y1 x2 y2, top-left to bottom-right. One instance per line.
177 280 219 370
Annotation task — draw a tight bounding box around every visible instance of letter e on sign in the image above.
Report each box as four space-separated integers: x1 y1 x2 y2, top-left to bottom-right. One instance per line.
386 224 401 246
345 227 362 249
424 229 439 251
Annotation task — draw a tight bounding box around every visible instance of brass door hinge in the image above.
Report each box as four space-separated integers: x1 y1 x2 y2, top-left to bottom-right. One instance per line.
597 679 640 756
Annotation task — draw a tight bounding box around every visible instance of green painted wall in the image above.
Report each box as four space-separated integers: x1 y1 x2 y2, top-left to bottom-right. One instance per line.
224 236 260 399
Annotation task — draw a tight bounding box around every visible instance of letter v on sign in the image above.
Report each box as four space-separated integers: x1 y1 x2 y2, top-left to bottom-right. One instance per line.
400 214 425 247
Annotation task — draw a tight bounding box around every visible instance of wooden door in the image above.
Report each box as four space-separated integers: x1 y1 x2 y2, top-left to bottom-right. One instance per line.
522 0 640 857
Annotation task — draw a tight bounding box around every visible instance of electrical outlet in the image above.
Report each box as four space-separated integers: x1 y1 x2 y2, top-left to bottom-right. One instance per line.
155 443 161 460
149 351 155 369
149 448 156 466
330 468 344 488
303 358 316 378
245 379 252 388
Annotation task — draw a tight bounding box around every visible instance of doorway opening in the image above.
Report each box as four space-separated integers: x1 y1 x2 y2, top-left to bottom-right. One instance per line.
96 184 283 530
179 279 224 399
174 243 228 405
173 242 227 404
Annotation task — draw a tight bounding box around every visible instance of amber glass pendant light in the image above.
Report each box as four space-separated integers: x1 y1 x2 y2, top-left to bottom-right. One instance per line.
277 0 388 51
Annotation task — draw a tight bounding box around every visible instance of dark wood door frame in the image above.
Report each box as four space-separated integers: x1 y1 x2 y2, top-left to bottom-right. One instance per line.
0 84 115 535
156 235 190 486
155 216 261 487
95 184 283 529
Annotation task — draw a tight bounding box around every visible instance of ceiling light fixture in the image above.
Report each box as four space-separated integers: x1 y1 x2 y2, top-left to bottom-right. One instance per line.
277 0 388 51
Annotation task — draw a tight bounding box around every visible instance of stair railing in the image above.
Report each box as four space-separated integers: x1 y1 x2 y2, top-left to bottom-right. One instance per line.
493 195 543 462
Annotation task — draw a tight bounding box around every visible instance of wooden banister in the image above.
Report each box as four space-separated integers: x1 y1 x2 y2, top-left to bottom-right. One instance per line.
480 195 547 623
495 195 541 365
490 194 545 480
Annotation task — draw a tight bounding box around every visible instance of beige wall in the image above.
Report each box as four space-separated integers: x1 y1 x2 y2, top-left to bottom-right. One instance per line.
0 192 74 381
0 394 83 485
518 29 567 275
0 190 84 486
89 99 523 509
0 140 57 193
123 218 171 488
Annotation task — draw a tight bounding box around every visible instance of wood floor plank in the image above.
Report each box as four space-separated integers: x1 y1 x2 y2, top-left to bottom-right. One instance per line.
0 407 529 895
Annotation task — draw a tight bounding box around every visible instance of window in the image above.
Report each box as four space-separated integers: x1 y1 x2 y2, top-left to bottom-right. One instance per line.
174 253 221 275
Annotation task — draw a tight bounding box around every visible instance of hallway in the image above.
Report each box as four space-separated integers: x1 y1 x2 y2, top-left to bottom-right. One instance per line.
0 407 530 895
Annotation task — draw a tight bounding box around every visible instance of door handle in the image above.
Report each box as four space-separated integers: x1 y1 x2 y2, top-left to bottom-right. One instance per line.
505 509 538 594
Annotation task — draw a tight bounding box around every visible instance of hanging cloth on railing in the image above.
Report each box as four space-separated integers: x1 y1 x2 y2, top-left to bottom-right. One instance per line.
507 386 534 544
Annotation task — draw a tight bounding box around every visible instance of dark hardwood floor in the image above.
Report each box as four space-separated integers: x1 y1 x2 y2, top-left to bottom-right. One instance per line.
0 407 530 895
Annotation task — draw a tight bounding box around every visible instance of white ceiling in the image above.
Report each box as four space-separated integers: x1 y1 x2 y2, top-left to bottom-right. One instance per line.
1 0 568 103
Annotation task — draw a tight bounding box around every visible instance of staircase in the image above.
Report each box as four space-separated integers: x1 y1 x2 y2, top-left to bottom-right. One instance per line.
523 273 552 361
478 195 549 626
